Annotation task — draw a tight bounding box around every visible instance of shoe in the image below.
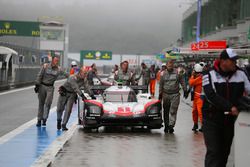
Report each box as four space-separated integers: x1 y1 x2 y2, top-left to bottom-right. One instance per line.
169 126 174 133
36 120 41 127
192 124 198 131
62 124 68 131
164 128 169 133
199 126 203 132
42 119 47 126
57 120 62 130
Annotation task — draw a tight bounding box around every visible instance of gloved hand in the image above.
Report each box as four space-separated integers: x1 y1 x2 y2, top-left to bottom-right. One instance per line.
80 94 87 101
34 84 40 93
183 90 189 99
91 95 96 100
158 93 163 101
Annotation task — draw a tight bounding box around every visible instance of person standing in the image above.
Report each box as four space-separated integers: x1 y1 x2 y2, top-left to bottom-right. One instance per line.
156 63 166 83
56 67 95 130
34 56 68 127
87 63 101 86
114 61 135 86
69 61 79 75
202 48 250 167
159 60 188 133
189 63 204 132
149 64 157 98
138 62 150 93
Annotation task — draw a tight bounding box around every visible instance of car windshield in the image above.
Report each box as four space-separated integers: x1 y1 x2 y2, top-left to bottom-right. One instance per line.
104 90 137 102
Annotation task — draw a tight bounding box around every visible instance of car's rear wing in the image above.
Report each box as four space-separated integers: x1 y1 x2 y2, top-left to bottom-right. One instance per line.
129 85 148 91
91 85 111 91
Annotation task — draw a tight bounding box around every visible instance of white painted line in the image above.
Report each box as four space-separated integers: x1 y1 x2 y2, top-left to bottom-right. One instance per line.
31 120 78 167
0 79 66 96
0 107 57 145
0 85 35 96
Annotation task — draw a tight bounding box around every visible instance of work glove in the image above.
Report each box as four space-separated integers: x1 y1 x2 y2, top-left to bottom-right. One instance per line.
58 86 66 96
91 95 96 100
183 90 189 99
80 94 87 101
34 84 40 93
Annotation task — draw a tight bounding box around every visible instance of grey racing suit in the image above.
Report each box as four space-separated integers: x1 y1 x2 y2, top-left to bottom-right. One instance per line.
159 69 187 128
137 67 150 93
56 75 93 126
35 63 67 121
114 69 135 86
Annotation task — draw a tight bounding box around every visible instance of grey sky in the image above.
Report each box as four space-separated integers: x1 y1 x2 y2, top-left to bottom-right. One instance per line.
0 0 190 54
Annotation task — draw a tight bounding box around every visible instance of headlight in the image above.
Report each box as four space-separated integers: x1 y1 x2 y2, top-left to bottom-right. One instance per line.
148 106 159 114
89 106 101 114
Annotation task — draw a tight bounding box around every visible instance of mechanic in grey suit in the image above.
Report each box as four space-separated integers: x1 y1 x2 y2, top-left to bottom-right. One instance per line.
34 56 68 127
114 61 135 86
159 59 188 133
56 67 95 131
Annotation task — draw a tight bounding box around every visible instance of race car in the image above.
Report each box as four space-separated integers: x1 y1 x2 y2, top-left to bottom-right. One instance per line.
78 85 163 130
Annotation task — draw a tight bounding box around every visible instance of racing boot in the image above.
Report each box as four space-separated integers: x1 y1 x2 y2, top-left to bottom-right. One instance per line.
192 124 198 132
42 119 47 126
62 124 68 131
164 126 169 133
57 120 62 130
36 120 41 127
198 126 203 132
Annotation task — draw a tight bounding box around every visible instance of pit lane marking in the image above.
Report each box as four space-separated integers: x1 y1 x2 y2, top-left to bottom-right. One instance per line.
0 107 57 145
31 120 78 167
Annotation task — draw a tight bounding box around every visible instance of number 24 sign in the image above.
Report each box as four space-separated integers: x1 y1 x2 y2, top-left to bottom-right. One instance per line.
191 41 227 51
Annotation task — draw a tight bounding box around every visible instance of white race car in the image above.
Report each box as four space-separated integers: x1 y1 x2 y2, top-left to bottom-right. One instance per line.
78 85 163 130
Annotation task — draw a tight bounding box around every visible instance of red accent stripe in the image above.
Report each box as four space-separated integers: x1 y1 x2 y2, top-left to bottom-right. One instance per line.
84 100 103 108
144 100 160 110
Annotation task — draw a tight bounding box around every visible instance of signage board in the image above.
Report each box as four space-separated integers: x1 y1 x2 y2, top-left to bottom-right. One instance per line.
191 40 227 51
0 20 40 37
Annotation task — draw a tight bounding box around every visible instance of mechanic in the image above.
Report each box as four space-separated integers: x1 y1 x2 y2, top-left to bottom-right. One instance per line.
114 61 135 86
137 62 150 93
189 63 204 132
112 64 119 74
69 61 79 75
202 48 250 167
56 67 95 131
159 59 188 133
34 55 68 127
87 63 101 86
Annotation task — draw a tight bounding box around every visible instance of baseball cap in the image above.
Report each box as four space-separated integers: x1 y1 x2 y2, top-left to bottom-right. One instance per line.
220 48 238 60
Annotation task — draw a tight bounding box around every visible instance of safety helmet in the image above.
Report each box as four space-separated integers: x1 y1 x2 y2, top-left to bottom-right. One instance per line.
194 63 203 73
161 63 166 67
199 62 206 67
71 61 77 66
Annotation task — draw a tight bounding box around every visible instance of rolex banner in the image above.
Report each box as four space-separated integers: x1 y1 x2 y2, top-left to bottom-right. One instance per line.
0 20 40 37
80 50 112 60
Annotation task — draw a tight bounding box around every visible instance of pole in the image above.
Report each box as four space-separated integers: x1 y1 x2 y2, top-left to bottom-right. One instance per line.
196 0 202 43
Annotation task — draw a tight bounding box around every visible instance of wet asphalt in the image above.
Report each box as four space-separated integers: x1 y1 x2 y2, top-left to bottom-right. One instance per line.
52 97 233 167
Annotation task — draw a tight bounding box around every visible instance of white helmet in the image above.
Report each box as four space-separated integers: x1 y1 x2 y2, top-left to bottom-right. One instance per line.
199 62 206 67
194 63 203 73
71 61 77 66
161 63 166 67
